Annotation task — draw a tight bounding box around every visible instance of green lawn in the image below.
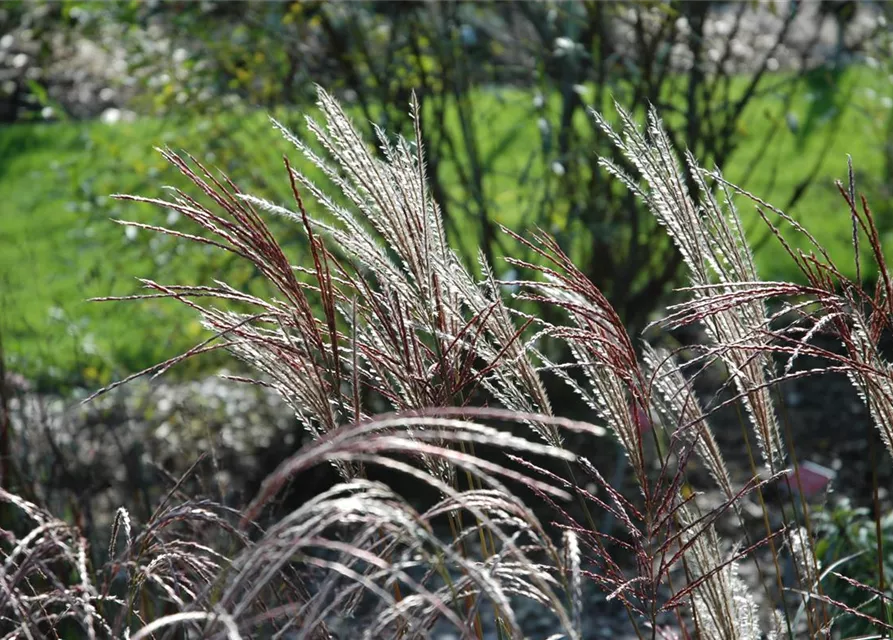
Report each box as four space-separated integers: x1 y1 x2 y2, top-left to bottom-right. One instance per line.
2 66 892 390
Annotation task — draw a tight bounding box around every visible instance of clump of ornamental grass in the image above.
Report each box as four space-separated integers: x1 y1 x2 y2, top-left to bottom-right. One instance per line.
3 87 893 639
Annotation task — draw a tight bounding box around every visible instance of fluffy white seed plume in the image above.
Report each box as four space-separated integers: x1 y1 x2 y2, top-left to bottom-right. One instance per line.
678 506 761 640
108 506 133 563
217 420 580 639
564 529 582 635
642 344 734 502
0 490 106 638
512 242 649 480
266 87 556 444
846 320 893 459
592 103 785 473
787 527 820 593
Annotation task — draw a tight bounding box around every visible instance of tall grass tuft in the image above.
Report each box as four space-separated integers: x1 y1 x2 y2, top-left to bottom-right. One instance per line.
4 88 892 639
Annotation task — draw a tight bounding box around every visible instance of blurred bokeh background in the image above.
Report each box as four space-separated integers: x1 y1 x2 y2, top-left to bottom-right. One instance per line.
1 0 891 392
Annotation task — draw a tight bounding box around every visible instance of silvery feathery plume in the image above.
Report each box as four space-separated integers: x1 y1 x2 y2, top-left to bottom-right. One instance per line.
592 103 785 474
846 317 893 459
506 230 650 483
110 85 561 490
787 526 831 638
0 490 110 639
260 87 557 446
788 527 820 595
706 154 893 467
642 344 734 502
222 419 580 640
698 156 893 468
678 505 761 640
108 147 363 479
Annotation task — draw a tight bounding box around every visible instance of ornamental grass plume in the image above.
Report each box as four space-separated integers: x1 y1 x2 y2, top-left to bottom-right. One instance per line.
6 87 891 639
591 104 785 477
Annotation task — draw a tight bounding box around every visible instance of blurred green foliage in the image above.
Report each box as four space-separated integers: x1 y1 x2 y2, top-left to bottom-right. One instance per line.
813 499 893 637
